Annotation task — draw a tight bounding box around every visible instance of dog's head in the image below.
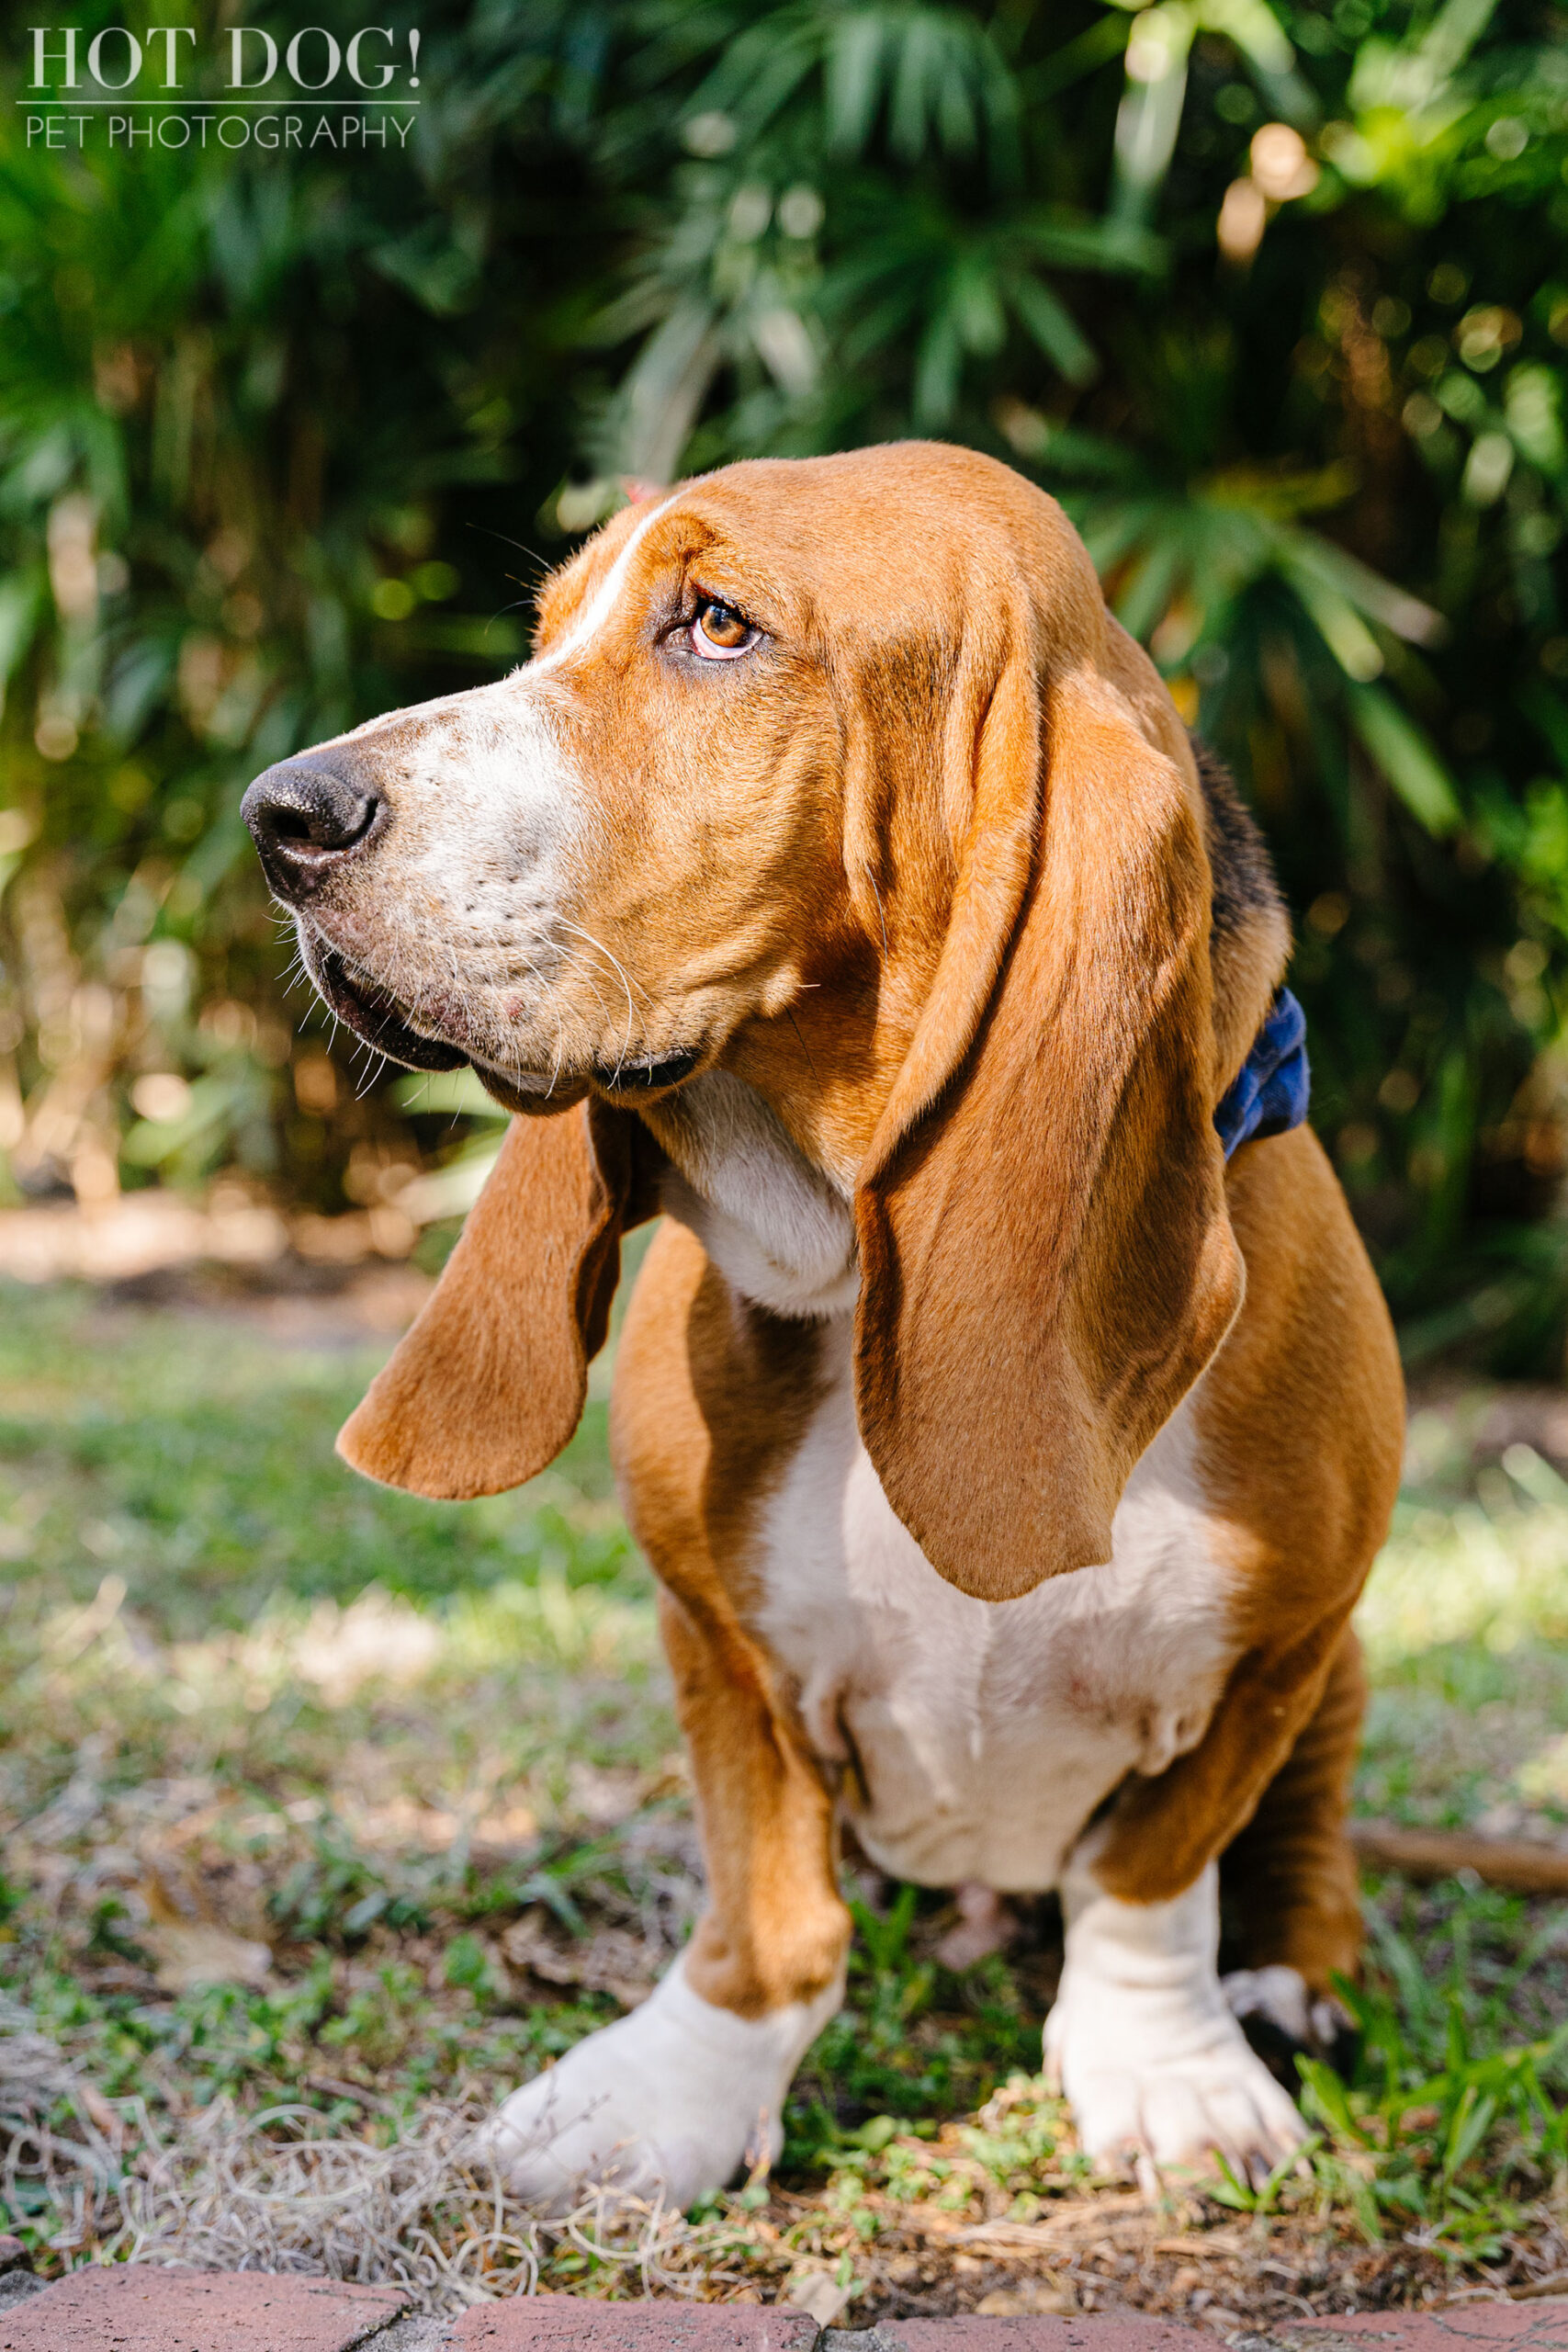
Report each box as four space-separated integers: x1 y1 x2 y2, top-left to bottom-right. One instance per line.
244 442 1287 1598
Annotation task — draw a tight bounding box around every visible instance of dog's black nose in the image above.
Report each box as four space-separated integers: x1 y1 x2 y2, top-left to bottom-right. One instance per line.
241 758 380 900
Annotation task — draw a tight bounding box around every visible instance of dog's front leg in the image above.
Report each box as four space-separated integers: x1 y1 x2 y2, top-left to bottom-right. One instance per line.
486 1587 849 2212
1044 1621 1359 2185
1043 1850 1304 2190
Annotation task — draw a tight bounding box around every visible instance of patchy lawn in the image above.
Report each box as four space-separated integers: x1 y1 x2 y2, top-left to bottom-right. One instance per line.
1 1272 1567 2321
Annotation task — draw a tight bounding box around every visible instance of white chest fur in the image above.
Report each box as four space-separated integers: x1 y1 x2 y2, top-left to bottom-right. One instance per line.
644 1071 861 1319
750 1328 1239 1893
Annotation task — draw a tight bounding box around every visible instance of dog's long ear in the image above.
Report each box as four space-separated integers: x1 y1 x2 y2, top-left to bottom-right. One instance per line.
853 647 1244 1602
338 1102 658 1499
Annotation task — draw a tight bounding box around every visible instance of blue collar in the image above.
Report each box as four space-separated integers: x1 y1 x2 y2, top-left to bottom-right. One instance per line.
1214 988 1310 1160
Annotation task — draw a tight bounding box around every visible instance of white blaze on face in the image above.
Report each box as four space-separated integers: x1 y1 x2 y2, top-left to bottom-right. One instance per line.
412 688 576 882
528 492 686 676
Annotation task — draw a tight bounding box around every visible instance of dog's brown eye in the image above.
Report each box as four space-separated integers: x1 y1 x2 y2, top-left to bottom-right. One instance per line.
691 600 756 660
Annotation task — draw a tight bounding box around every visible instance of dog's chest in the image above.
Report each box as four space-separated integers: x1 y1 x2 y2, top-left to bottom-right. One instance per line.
750 1331 1239 1893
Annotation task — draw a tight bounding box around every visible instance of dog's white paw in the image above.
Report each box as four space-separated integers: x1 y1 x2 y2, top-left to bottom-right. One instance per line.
1045 1857 1306 2187
1046 1996 1304 2182
481 1953 841 2213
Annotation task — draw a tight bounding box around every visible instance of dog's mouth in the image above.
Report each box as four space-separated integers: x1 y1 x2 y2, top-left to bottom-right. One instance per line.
296 929 705 1104
594 1046 704 1095
299 932 466 1073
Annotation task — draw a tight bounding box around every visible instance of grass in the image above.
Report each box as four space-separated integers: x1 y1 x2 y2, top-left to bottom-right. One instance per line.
1 1273 1567 2320
1358 1404 1568 1838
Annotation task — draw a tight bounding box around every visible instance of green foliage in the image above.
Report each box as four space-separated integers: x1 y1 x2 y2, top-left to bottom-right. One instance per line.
1290 1928 1568 2252
1 0 1567 1356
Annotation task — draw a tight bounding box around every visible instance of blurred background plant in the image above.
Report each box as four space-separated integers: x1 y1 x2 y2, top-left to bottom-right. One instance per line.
1 0 1565 1364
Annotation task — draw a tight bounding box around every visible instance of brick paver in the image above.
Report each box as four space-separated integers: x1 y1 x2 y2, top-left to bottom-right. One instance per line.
0 2265 412 2351
3 2269 1562 2352
817 2314 1568 2352
820 2320 1206 2352
452 2295 819 2349
1273 2310 1568 2352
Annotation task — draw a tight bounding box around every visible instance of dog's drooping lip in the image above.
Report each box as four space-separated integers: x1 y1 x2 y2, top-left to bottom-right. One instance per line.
298 930 466 1074
296 926 705 1108
595 1046 705 1095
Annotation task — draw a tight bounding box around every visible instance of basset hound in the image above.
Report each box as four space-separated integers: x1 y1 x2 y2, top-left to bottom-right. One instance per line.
242 442 1404 2207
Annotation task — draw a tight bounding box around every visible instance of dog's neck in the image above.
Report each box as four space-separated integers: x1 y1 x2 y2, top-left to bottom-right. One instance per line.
637 1071 859 1319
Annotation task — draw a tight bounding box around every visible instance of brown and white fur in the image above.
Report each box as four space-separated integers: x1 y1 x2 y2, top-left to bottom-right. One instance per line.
242 444 1404 2206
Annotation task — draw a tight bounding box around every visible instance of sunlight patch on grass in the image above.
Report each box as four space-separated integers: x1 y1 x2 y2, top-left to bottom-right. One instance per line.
1355 1439 1568 1833
26 1574 659 1723
1359 1445 1568 1669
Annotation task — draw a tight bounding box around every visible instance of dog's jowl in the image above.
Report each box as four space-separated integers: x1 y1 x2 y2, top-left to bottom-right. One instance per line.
243 443 1404 2208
